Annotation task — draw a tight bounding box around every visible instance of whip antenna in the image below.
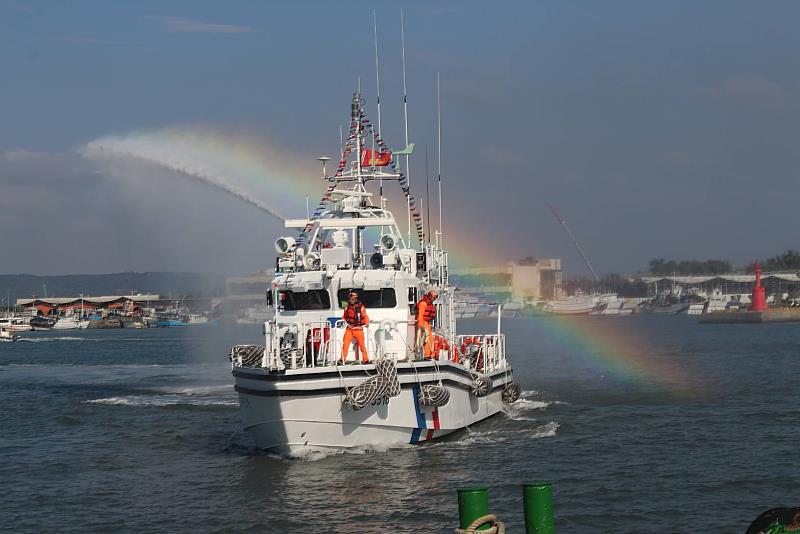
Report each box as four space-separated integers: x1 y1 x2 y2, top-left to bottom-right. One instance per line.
425 144 431 244
373 10 382 140
436 72 443 248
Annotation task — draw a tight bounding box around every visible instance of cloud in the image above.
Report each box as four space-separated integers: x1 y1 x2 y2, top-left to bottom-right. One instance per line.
1 149 99 190
143 16 252 34
707 76 792 108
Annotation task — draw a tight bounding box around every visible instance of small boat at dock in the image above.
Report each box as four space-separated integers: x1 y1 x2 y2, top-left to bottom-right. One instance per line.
0 325 19 342
29 316 56 331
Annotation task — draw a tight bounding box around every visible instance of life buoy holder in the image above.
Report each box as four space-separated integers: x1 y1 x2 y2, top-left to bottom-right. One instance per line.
460 336 482 356
460 336 485 372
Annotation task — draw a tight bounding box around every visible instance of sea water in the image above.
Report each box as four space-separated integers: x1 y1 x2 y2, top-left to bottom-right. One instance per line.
1 316 798 532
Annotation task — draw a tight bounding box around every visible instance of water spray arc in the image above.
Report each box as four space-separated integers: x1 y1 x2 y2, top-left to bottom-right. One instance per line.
80 129 320 221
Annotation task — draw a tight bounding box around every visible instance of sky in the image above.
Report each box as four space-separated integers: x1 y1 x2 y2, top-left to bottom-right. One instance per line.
2 0 800 277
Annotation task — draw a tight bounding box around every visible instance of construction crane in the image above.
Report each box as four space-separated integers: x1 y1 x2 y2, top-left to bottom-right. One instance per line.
547 203 600 283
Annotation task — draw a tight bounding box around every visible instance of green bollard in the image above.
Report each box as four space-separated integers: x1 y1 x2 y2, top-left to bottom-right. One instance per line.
457 487 490 531
523 482 554 534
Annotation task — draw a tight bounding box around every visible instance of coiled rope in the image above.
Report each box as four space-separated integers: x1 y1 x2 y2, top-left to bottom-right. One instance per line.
454 514 505 534
229 344 265 367
342 359 401 411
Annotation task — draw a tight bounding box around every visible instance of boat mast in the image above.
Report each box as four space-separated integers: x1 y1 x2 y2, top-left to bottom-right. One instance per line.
354 90 363 187
373 10 384 200
400 9 412 248
547 203 600 283
339 124 344 161
353 89 364 260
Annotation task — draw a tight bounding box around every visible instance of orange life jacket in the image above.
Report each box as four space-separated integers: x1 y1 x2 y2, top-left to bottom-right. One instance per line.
419 295 436 322
344 303 366 328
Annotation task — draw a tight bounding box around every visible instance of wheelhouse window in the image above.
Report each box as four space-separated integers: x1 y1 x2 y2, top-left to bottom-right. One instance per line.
337 288 397 309
279 290 331 311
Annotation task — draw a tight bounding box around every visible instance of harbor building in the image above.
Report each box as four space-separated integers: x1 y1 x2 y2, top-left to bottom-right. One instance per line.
16 295 161 315
15 295 217 315
450 258 562 303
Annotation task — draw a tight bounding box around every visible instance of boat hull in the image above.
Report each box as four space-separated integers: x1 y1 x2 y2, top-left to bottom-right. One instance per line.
234 361 510 456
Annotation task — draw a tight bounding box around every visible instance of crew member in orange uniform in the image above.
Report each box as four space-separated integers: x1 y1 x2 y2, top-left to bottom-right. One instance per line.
340 291 370 364
416 289 438 359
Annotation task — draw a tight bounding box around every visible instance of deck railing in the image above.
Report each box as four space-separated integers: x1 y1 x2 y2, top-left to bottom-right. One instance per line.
454 334 506 373
233 322 507 374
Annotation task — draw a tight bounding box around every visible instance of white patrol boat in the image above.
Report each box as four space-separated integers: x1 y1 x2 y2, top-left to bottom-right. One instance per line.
229 91 520 457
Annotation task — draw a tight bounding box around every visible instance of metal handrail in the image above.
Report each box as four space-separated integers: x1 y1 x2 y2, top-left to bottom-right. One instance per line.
258 320 503 371
455 333 507 372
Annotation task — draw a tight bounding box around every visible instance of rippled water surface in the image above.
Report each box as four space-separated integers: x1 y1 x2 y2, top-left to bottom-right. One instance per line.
2 317 798 532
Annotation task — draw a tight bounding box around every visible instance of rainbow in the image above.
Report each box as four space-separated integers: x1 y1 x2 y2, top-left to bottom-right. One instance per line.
515 314 707 396
81 125 703 395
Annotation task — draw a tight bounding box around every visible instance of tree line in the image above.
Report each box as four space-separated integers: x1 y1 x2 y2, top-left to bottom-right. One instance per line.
647 250 800 275
748 250 800 272
647 258 733 276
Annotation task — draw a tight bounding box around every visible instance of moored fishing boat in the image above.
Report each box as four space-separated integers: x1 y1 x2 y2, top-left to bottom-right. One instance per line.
29 316 56 331
0 316 32 332
53 316 91 330
0 325 19 342
229 90 520 457
543 294 602 315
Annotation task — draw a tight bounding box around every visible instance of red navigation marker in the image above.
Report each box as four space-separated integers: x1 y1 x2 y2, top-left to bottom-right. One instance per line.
751 261 767 312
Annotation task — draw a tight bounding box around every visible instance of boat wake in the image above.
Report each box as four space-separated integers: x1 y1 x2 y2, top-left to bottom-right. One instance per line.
17 336 85 342
170 385 233 395
226 418 561 462
502 390 564 421
85 392 237 407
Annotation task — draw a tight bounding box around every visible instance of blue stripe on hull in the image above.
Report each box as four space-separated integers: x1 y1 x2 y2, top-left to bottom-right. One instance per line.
412 384 426 429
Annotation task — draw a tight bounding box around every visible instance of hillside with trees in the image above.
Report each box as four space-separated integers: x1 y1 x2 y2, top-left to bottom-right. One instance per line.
0 272 225 300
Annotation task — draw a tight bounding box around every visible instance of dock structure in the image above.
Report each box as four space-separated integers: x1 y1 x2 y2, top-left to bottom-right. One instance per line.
698 309 800 324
